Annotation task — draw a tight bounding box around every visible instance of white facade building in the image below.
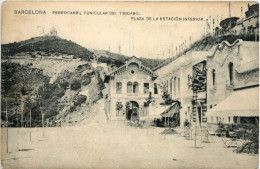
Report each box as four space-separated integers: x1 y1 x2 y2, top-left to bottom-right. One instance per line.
206 40 259 127
104 56 160 121
156 51 210 127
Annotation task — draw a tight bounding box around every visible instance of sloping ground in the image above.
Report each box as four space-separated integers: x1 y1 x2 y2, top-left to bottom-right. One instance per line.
2 35 162 127
10 55 88 83
57 99 107 126
2 54 105 127
90 48 164 69
54 71 106 126
1 36 93 60
154 34 259 70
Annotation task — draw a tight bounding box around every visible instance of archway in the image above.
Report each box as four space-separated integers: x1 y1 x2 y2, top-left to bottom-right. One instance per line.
126 101 139 120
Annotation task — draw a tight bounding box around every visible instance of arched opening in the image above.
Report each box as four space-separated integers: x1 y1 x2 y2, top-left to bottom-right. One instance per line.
126 101 139 120
212 69 216 87
228 62 234 85
127 82 133 93
133 82 139 93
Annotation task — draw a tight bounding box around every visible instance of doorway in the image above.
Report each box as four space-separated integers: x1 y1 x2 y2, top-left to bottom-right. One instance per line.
126 101 139 120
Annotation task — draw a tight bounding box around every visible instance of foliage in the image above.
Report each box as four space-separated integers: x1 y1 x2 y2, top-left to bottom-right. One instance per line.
95 50 163 69
2 35 163 69
1 36 93 60
70 80 81 91
74 95 87 107
60 81 69 89
82 75 92 86
37 83 66 119
235 127 259 154
1 62 68 126
116 102 123 111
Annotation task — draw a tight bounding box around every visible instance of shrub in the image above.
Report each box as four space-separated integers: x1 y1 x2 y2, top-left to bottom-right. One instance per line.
60 81 69 89
74 95 87 107
82 75 91 86
70 80 81 91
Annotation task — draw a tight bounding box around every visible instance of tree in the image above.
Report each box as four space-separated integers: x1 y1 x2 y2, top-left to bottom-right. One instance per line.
116 102 123 116
70 80 81 91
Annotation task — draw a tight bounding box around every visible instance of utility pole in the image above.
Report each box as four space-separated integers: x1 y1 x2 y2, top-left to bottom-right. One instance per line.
21 95 24 127
129 33 131 56
133 35 135 56
229 2 231 18
41 110 45 136
17 108 19 134
1 65 14 154
241 7 243 19
118 44 121 54
6 97 8 153
30 109 32 142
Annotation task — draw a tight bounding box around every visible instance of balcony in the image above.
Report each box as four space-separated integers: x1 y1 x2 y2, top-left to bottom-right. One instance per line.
110 93 160 99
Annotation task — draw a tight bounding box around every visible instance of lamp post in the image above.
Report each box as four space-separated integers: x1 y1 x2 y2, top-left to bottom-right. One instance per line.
190 61 207 148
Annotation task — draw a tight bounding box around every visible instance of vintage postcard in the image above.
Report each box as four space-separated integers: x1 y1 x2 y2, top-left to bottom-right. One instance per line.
1 1 259 169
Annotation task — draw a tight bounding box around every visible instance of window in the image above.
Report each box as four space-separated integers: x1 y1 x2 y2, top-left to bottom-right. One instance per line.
187 75 190 89
127 82 133 93
166 80 168 92
144 83 149 94
228 116 231 122
143 102 149 116
133 82 139 93
210 105 213 109
116 82 122 94
174 77 176 95
228 62 234 85
170 78 173 94
178 78 180 93
212 69 216 87
154 83 158 94
233 116 238 123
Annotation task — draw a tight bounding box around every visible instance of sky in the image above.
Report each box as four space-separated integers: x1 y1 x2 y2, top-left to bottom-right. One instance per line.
1 1 257 59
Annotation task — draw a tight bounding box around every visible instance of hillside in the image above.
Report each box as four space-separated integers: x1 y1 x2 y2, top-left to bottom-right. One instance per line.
91 49 164 69
154 34 259 70
1 36 94 61
1 35 164 127
2 35 163 69
1 60 105 127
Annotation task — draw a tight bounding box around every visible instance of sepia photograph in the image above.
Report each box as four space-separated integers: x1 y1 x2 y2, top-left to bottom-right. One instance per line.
1 1 259 169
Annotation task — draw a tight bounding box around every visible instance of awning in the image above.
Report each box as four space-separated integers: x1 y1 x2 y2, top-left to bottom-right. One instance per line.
161 103 180 118
207 87 259 117
140 104 172 120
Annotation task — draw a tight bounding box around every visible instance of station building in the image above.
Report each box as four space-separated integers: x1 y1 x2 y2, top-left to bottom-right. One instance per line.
104 56 159 121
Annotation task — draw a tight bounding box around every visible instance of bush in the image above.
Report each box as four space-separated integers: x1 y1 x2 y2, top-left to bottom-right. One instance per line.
70 80 81 91
74 95 87 107
82 75 91 86
60 81 69 89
